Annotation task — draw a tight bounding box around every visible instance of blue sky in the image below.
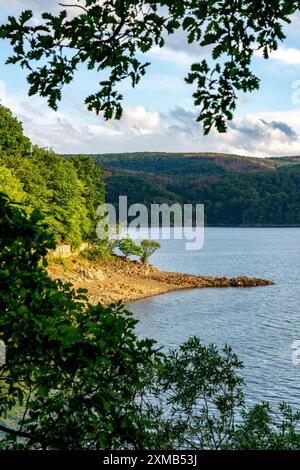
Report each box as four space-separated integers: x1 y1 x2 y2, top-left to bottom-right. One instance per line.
1 1 300 156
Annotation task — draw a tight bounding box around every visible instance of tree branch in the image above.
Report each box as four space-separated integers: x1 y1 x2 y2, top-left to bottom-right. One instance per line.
0 424 32 440
58 3 88 12
109 0 126 42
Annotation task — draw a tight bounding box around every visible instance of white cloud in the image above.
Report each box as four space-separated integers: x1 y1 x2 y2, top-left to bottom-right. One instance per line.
2 77 300 157
256 46 300 65
121 106 161 133
0 86 165 152
287 12 300 31
0 0 60 17
146 28 211 66
0 0 88 21
120 74 187 92
226 113 300 156
147 46 196 67
161 107 300 157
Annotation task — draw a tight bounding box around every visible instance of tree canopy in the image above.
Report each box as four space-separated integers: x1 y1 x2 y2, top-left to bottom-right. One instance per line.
0 104 105 247
140 239 161 264
0 104 31 156
69 155 105 241
117 237 143 259
0 163 26 204
94 153 300 226
1 1 299 133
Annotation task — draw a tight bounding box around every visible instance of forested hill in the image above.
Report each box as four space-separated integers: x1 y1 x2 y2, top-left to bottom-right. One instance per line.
65 152 300 226
91 152 277 175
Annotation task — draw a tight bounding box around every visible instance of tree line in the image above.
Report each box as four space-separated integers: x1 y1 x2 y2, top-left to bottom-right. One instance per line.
103 171 300 226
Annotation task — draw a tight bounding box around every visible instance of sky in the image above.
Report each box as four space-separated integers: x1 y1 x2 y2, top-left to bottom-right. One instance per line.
1 1 300 157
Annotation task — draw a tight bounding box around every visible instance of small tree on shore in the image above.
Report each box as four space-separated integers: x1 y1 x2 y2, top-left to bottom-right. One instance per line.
140 240 161 264
117 237 142 259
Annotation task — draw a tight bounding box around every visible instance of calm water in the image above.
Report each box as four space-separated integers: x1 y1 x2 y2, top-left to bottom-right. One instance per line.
128 228 300 408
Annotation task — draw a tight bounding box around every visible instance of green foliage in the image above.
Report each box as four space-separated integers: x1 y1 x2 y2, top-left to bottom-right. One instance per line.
69 156 105 240
31 148 92 248
0 104 31 155
149 338 245 449
140 239 160 264
0 105 106 247
92 152 274 176
175 171 300 226
47 255 75 272
0 194 158 450
0 163 26 204
117 237 142 259
147 338 300 450
91 153 300 226
3 147 91 248
1 1 299 132
105 175 181 209
80 241 115 263
228 402 300 450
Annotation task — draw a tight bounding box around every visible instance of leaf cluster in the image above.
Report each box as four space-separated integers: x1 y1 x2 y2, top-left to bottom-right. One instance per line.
1 0 298 131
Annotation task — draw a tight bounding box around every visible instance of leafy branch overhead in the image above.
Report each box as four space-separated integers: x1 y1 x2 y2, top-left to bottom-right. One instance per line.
0 0 298 133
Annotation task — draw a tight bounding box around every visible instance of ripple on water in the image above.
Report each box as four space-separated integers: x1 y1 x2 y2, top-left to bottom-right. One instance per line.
128 228 300 408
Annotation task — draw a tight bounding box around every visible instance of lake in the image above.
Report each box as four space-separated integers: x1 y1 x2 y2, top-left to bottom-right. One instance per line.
128 228 300 408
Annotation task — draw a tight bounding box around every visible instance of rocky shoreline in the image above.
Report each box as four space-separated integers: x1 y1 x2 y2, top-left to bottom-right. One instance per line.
47 255 273 306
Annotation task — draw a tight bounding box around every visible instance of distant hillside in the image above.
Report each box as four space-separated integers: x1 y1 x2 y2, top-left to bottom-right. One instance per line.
90 152 276 176
271 156 300 162
64 153 300 226
271 155 300 171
